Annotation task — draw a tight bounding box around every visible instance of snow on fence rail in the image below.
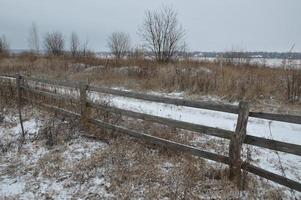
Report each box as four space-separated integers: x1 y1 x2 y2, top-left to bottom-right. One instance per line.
1 74 301 192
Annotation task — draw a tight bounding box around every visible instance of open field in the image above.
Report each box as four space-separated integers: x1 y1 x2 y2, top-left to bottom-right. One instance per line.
1 72 301 199
0 105 299 199
0 55 300 110
1 0 301 199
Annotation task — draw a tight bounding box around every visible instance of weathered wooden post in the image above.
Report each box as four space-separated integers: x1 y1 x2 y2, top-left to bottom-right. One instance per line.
229 101 249 186
79 82 89 125
16 73 25 139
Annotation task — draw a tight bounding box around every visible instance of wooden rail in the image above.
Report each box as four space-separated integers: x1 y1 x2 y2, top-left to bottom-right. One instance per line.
1 74 301 192
249 111 301 124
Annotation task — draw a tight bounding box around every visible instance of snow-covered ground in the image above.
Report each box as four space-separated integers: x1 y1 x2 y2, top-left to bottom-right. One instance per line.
1 108 300 199
14 78 301 180
88 92 301 184
87 92 301 145
24 79 301 146
1 76 301 197
194 57 301 68
0 110 112 199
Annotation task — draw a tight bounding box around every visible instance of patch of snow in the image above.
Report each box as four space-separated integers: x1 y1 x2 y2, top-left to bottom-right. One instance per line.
83 65 105 72
0 177 26 196
0 112 111 199
88 92 301 145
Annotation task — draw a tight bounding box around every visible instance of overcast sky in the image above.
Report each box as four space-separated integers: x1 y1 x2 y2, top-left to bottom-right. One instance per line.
1 0 301 52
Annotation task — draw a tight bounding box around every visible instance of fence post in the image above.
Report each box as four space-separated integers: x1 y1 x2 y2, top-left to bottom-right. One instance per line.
16 73 25 139
229 101 249 185
79 82 88 125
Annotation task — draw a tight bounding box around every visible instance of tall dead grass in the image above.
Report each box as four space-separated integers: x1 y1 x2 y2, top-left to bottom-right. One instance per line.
0 55 300 105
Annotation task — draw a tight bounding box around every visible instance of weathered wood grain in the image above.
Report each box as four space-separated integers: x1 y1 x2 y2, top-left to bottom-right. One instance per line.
229 101 249 182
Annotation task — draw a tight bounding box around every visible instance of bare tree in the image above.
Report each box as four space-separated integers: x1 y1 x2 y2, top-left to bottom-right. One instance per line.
107 32 131 59
139 6 185 62
70 32 80 57
0 35 9 57
44 31 65 56
28 22 40 54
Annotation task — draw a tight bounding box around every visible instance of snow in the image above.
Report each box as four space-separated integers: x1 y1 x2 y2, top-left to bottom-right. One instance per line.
0 110 112 199
194 57 301 68
1 75 300 196
10 77 301 148
87 90 301 186
0 76 15 81
0 177 26 196
88 92 301 145
17 78 301 147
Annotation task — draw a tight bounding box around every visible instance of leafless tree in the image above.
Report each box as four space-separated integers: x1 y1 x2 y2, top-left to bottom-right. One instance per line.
107 32 131 59
0 35 9 57
28 22 40 54
139 6 185 62
70 32 80 57
44 31 65 56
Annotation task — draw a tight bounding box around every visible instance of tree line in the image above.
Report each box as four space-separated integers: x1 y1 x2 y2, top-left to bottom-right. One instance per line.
0 5 185 63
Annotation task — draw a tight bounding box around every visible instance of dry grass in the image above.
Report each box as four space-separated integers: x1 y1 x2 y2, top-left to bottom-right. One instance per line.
0 102 292 199
1 55 300 108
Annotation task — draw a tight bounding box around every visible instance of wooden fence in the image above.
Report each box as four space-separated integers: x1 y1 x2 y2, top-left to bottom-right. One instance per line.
1 74 301 192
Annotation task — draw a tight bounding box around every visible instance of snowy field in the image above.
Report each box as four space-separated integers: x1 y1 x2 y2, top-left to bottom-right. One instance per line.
1 107 300 199
25 79 301 183
0 76 301 198
4 76 301 180
0 110 112 199
88 91 301 183
193 57 301 68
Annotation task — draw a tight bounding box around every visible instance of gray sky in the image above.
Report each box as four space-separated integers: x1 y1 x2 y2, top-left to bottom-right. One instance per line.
1 0 301 52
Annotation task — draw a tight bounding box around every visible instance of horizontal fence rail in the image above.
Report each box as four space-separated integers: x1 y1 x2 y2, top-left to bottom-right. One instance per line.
249 111 301 125
242 163 301 192
1 74 301 192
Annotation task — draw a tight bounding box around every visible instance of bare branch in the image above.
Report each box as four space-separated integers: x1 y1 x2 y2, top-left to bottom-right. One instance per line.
44 31 65 56
107 32 131 59
139 5 185 62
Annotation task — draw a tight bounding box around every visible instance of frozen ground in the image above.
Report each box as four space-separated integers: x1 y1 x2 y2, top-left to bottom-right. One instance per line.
5 76 301 180
193 57 301 69
1 108 300 199
1 76 301 198
88 92 301 184
0 110 112 199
